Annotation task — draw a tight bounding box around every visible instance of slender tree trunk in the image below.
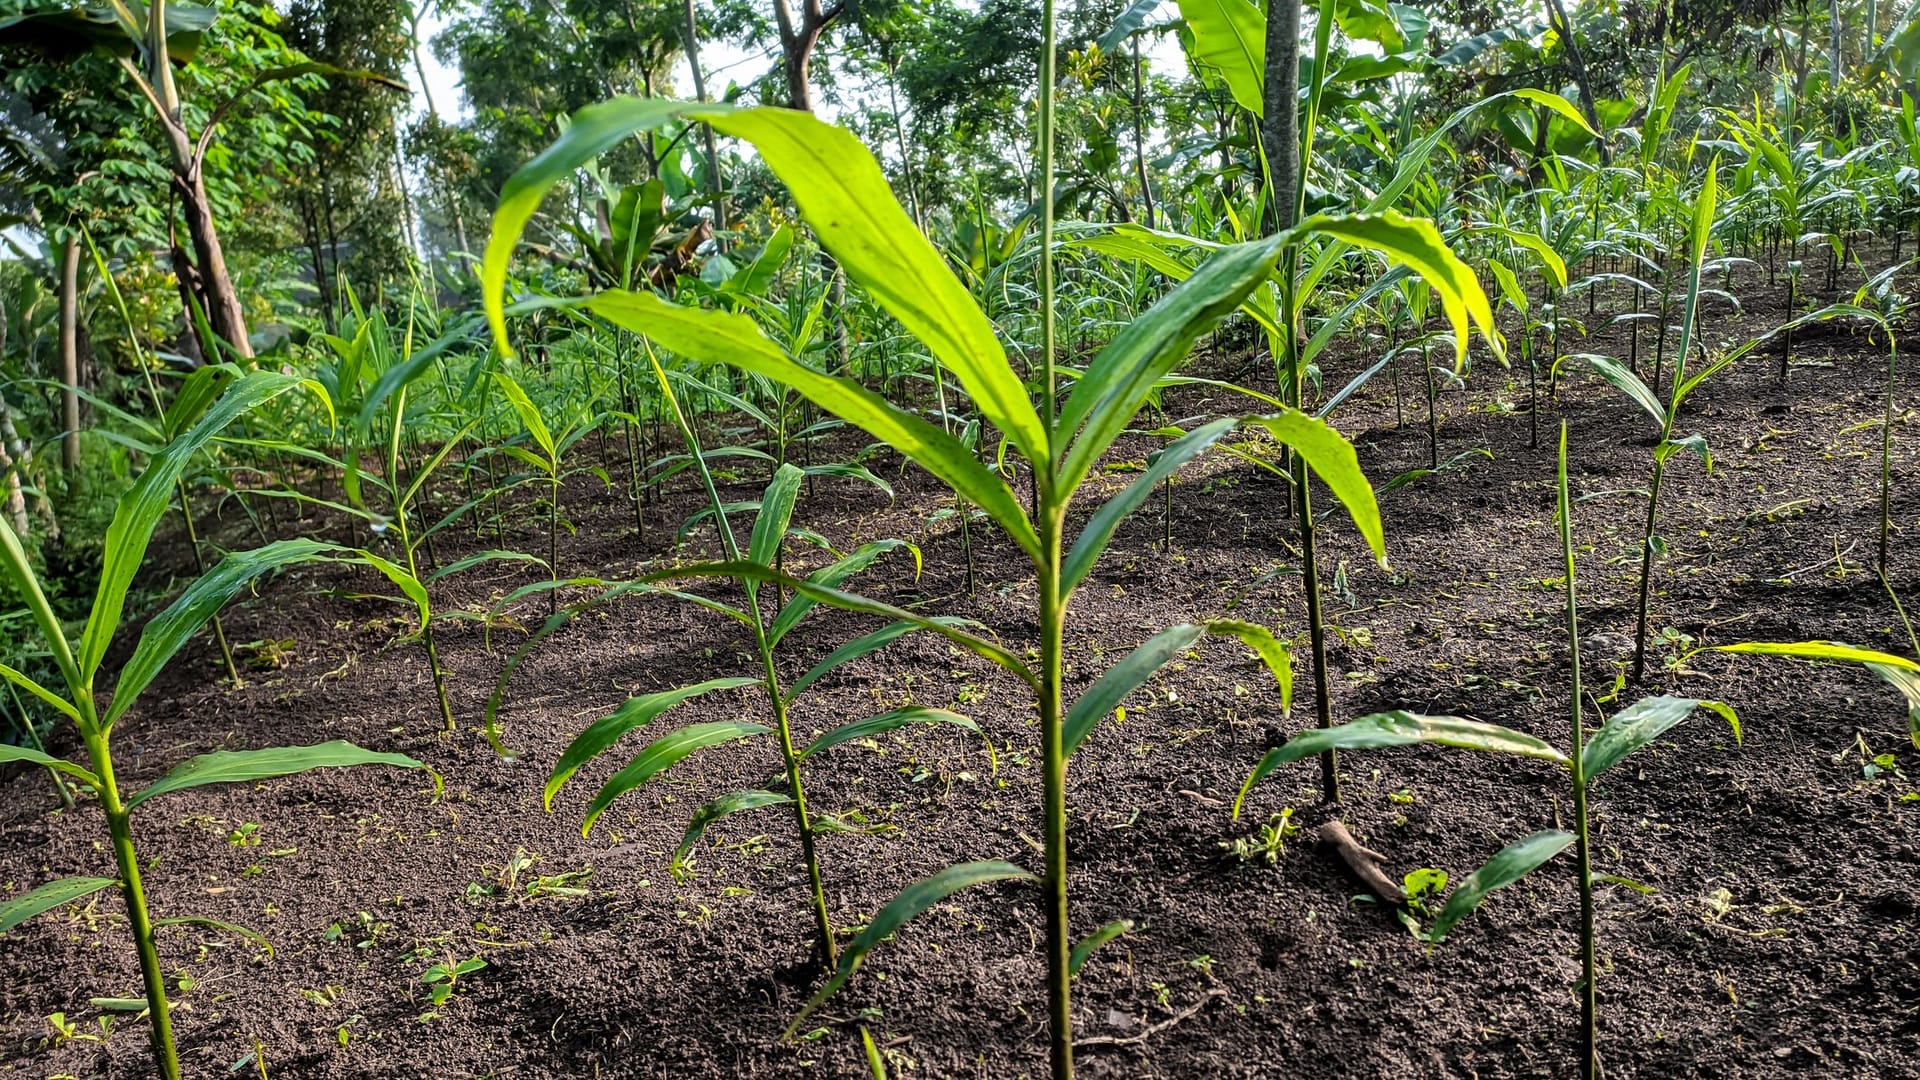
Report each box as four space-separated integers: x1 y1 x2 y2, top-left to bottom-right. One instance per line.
681 0 727 242
59 234 81 470
1131 39 1155 228
171 167 254 359
1546 0 1609 163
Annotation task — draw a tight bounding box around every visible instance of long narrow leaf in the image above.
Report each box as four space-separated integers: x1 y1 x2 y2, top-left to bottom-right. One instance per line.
126 741 436 811
1582 695 1739 780
782 860 1036 1039
0 877 119 933
1428 830 1575 942
581 721 771 835
593 291 1040 559
1235 711 1567 817
545 677 759 809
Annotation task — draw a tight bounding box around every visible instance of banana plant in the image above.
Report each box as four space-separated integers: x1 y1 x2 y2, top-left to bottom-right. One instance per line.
0 373 436 1080
1238 426 1740 1080
478 96 1495 1075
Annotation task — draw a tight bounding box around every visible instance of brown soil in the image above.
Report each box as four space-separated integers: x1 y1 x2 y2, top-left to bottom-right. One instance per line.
2 275 1916 1079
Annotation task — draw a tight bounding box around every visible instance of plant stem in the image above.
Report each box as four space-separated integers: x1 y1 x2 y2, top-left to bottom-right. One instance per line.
176 486 240 690
644 342 838 968
1036 0 1072 1067
1037 499 1072 1080
81 718 180 1080
1881 327 1897 575
1558 423 1598 1079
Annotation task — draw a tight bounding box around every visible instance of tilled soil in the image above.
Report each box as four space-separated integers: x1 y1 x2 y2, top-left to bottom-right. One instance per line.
2 287 1916 1079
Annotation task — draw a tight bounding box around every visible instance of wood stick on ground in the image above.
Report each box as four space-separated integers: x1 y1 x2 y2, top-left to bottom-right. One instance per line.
1319 819 1404 905
1078 989 1228 1049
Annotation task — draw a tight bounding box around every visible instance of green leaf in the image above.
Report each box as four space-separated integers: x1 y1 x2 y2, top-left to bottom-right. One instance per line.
1096 0 1162 52
483 97 690 350
1243 412 1387 565
0 744 100 790
152 914 275 957
786 618 976 701
1070 918 1135 976
491 370 557 462
0 516 80 698
1204 619 1292 715
425 548 551 585
768 540 917 647
1710 641 1920 747
350 549 431 630
1512 87 1601 138
1866 663 1920 748
1235 712 1568 817
1300 211 1501 369
0 662 78 723
1478 225 1567 290
0 877 118 933
783 860 1036 1039
1062 418 1236 595
800 707 990 768
674 789 793 865
81 372 327 683
749 465 806 567
126 741 437 811
1057 234 1285 488
546 677 759 810
594 291 1039 559
106 540 344 728
1583 354 1666 428
635 562 1038 689
702 107 1046 466
581 721 771 836
1064 624 1206 756
1428 830 1575 942
1176 0 1265 116
1582 695 1740 780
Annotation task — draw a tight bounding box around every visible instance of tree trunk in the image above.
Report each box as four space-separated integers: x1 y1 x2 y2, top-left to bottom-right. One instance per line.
1131 39 1156 228
1260 0 1302 232
59 234 81 470
1830 0 1844 85
172 168 254 359
682 0 728 241
1545 0 1610 163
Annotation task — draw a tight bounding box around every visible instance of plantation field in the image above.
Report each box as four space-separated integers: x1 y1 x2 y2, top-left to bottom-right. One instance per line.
3 314 1911 1079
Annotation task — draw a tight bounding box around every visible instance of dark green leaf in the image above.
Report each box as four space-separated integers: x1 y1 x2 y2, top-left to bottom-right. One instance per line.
1428 830 1574 942
582 721 771 835
1582 695 1740 780
674 789 792 865
783 860 1036 1038
127 741 435 811
546 678 759 809
0 877 118 933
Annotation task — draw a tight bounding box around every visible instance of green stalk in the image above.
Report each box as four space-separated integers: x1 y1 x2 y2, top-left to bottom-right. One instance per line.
643 342 838 966
547 456 562 617
1880 327 1897 575
79 706 180 1080
1037 496 1071 1079
1036 0 1072 1069
387 388 455 732
1633 160 1715 682
1558 423 1597 1079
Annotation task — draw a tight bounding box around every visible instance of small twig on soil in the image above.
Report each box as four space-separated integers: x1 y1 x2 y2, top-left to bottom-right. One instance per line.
1774 538 1859 581
1318 820 1405 905
1078 988 1228 1049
